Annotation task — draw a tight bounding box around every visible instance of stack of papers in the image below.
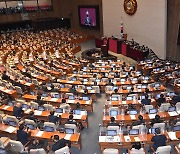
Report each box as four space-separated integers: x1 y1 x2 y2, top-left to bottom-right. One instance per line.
167 132 178 140
5 126 16 133
105 136 120 142
148 114 156 119
124 135 131 142
130 115 136 120
24 109 32 114
3 106 10 110
122 101 126 105
34 110 42 116
64 134 71 140
99 136 106 142
168 111 178 116
73 115 82 119
36 131 44 137
50 98 58 102
67 100 75 104
134 137 141 142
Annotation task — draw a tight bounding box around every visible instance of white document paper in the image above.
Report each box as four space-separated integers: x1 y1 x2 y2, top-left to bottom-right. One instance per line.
124 135 131 142
36 131 44 137
34 110 42 116
99 136 106 142
24 109 32 114
68 81 74 84
168 111 178 116
134 137 141 142
73 115 82 119
105 136 120 142
64 134 71 140
130 115 136 120
86 101 90 104
122 101 126 105
3 106 10 110
5 126 16 133
50 98 58 102
67 100 75 104
54 113 63 117
148 114 156 119
167 132 178 140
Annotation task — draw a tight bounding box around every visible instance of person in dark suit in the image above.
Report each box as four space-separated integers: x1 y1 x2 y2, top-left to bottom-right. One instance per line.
36 95 44 106
66 115 77 126
25 111 38 123
132 142 141 150
107 117 120 127
132 115 145 126
13 103 23 118
17 124 31 145
48 111 59 124
151 128 167 151
2 71 10 81
51 135 71 152
150 115 163 126
157 94 166 107
141 94 151 105
28 139 48 152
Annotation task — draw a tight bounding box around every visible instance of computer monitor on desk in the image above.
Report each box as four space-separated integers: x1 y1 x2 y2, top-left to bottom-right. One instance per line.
107 130 117 136
129 129 139 135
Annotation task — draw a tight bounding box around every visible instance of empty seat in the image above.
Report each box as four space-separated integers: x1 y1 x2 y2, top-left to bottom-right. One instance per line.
7 140 24 153
155 145 171 154
144 105 154 113
54 146 70 154
103 148 118 154
159 103 171 112
64 124 78 134
44 122 56 132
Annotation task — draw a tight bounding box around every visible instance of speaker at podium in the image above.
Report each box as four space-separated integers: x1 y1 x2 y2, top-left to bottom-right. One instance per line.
101 44 108 57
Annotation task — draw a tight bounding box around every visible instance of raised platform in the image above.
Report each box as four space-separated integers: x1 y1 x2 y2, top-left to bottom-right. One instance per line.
81 48 117 61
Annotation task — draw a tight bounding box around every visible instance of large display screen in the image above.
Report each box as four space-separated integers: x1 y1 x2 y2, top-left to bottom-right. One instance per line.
78 5 99 29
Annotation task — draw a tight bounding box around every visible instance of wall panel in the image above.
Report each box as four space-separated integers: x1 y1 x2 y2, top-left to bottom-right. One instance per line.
167 0 180 61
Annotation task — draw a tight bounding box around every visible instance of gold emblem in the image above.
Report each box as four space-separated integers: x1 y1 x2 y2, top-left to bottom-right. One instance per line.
124 0 137 15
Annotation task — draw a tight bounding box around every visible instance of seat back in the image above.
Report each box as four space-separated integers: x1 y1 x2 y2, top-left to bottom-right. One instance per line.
153 123 165 132
44 122 56 132
155 145 171 154
107 126 120 134
30 102 38 110
8 140 24 153
106 86 113 91
5 115 19 126
43 104 53 111
54 146 70 154
24 119 36 130
132 125 146 133
159 103 170 112
109 107 119 116
144 105 154 113
30 148 46 154
92 86 100 93
103 148 118 154
65 124 78 134
129 148 145 154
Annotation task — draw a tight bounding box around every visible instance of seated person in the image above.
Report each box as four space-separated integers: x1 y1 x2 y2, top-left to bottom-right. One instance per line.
157 94 166 107
141 94 151 105
66 115 77 126
2 71 10 81
131 142 141 150
51 135 71 152
17 124 31 145
75 102 83 110
28 139 48 152
48 111 59 124
13 103 23 118
151 128 167 151
107 117 120 127
150 115 163 126
172 94 180 105
24 111 38 123
36 95 44 106
132 115 145 126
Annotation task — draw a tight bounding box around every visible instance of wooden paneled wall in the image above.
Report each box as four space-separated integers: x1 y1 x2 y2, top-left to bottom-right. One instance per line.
167 0 180 61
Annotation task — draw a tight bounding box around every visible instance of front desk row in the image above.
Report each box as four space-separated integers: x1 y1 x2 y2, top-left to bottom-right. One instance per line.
99 121 180 154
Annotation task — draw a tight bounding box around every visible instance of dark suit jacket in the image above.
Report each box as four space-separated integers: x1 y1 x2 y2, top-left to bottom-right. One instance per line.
157 97 166 107
151 134 167 150
107 122 120 127
150 119 163 126
17 130 31 145
67 120 77 126
48 115 59 124
13 106 23 118
141 98 151 105
52 139 71 152
132 120 145 126
2 74 10 81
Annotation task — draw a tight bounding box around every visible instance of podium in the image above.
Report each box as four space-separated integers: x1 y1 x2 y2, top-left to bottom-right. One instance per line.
101 45 108 57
